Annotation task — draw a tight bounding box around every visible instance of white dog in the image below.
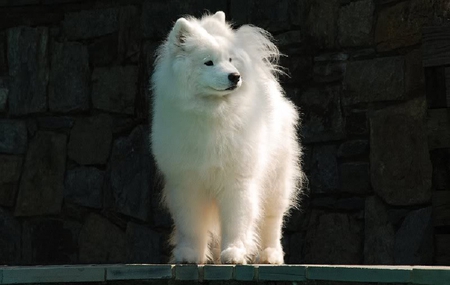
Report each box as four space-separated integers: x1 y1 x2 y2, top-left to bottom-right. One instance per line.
150 11 304 264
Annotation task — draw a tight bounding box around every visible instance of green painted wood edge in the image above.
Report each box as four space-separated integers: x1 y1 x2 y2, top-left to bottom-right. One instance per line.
1 265 106 284
259 265 306 281
411 266 450 285
203 265 234 280
235 265 255 281
106 264 173 280
306 265 412 283
174 264 198 280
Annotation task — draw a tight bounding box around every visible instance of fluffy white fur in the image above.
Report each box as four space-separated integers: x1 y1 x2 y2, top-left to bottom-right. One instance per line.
150 11 304 264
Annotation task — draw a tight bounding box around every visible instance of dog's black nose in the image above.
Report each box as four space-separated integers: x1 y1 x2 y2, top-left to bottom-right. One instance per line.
228 73 241 84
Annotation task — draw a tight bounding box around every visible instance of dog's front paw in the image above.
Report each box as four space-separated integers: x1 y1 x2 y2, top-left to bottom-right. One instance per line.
259 247 284 264
173 246 205 264
220 246 247 264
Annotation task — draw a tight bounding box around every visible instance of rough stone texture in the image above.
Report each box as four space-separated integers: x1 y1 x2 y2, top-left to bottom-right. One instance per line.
344 57 405 105
67 114 112 165
364 196 395 265
304 210 363 264
37 116 74 130
0 119 27 154
126 222 161 263
395 207 433 265
346 111 368 135
15 131 67 216
339 162 371 194
370 99 432 206
297 87 345 143
0 207 21 264
118 6 141 62
22 219 80 265
0 34 7 76
0 86 7 112
337 140 369 158
0 155 23 207
7 26 48 115
430 149 450 191
313 57 347 83
338 0 374 47
109 125 153 221
79 214 126 263
62 8 119 40
405 48 426 99
280 56 312 85
288 232 303 264
311 196 365 211
248 0 290 32
308 145 339 194
88 34 118 67
375 0 433 51
64 167 104 209
48 41 90 113
305 0 340 49
435 234 450 265
427 109 450 150
92 66 137 114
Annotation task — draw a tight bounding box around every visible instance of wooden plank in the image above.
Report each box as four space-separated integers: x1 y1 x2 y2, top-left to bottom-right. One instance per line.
423 26 450 67
412 266 450 285
203 265 234 280
235 265 255 281
2 265 105 284
174 264 199 280
433 191 450 226
258 265 306 281
306 265 412 283
106 265 173 280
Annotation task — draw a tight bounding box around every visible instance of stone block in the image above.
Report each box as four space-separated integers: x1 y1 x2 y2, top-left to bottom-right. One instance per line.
37 116 74 130
288 232 303 264
311 196 365 211
343 57 404 105
405 48 425 98
309 145 339 194
313 59 347 83
337 140 369 158
248 0 290 32
0 119 27 154
305 0 339 49
435 234 450 265
0 86 7 112
280 56 312 84
0 154 23 207
62 8 119 40
48 41 90 113
297 86 345 143
64 167 104 209
339 162 371 194
346 111 368 135
303 210 363 264
79 214 126 263
109 125 153 221
0 208 20 264
430 149 450 191
118 6 141 62
88 34 118 67
0 33 7 76
395 207 433 265
375 0 433 51
433 191 450 227
15 131 67 216
67 114 112 165
22 219 80 265
427 109 450 150
92 66 137 115
126 222 161 263
338 0 374 47
364 196 394 264
7 26 48 115
370 99 432 206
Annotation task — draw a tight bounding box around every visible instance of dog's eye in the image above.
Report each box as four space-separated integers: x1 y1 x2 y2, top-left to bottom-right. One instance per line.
204 60 214 66
229 58 232 62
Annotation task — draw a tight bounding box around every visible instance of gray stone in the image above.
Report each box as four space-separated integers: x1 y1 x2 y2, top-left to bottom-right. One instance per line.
340 162 371 194
338 0 374 47
88 34 118 67
364 196 395 264
430 149 450 191
344 57 405 105
370 99 432 206
0 207 21 264
0 34 7 75
280 56 312 84
48 41 90 113
118 6 141 62
313 60 347 83
305 0 340 49
109 125 152 221
250 0 290 32
395 207 433 265
309 145 339 194
405 48 425 98
0 120 27 154
92 66 137 115
427 109 450 150
65 167 104 209
303 210 363 264
337 140 369 158
67 114 112 165
0 86 7 112
346 111 368 135
298 86 345 143
62 8 119 40
311 196 365 211
15 131 67 216
7 26 48 115
37 116 74 130
79 214 126 263
0 155 23 207
435 234 450 265
126 222 161 263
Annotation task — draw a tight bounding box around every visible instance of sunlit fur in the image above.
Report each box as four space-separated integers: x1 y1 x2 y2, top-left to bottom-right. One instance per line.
150 11 304 264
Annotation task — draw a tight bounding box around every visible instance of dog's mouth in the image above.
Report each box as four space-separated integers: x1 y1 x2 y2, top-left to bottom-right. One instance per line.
225 85 238 91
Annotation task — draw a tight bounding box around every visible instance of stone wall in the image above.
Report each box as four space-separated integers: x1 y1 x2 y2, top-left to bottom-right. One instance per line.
0 0 449 266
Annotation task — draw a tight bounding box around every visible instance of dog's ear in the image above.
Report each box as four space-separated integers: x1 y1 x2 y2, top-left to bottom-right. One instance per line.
169 18 192 47
212 11 226 23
